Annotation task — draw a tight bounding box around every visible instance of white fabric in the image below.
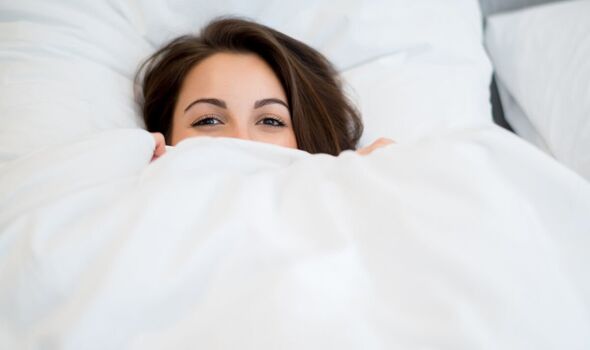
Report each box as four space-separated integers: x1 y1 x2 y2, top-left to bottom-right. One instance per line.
495 79 553 155
4 1 587 348
1 126 590 349
485 0 590 181
0 0 492 162
343 48 492 145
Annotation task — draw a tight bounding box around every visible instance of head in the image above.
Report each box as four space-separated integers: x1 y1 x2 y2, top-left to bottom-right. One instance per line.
135 17 363 155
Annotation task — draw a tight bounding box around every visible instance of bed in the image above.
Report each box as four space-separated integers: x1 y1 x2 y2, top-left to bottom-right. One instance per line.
1 1 589 349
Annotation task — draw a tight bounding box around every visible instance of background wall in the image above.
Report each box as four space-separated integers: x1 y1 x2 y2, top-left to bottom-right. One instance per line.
479 0 565 16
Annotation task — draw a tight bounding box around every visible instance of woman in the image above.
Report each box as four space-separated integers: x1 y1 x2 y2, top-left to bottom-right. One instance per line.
135 17 393 161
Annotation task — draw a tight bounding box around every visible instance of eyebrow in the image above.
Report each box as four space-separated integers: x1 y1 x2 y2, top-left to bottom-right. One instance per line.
184 98 226 113
254 98 289 110
184 97 289 113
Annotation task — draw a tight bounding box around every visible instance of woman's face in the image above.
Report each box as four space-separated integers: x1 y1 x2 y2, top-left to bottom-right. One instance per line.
170 52 297 149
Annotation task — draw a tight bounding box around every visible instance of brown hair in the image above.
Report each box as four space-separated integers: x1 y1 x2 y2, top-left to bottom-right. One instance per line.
135 17 363 155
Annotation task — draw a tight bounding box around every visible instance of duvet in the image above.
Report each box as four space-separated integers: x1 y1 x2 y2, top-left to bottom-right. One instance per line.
1 125 589 349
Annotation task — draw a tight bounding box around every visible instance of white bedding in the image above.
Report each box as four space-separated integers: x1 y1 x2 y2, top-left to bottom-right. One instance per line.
485 0 590 181
495 78 553 155
1 0 589 348
1 126 589 349
0 0 492 161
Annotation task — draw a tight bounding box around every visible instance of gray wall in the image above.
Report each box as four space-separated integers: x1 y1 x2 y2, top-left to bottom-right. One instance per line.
479 0 566 16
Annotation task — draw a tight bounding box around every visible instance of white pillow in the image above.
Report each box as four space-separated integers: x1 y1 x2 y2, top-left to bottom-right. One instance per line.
0 1 151 162
343 45 493 145
494 79 554 155
485 0 590 181
0 0 491 162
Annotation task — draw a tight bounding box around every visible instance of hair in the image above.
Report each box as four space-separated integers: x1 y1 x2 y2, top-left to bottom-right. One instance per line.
135 17 363 155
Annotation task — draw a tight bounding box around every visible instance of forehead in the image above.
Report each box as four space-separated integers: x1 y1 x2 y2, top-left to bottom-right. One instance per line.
180 52 286 99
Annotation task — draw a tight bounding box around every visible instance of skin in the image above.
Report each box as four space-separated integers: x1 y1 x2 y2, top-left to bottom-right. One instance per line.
150 52 393 162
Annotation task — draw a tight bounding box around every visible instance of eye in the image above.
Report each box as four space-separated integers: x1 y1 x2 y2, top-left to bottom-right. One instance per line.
258 116 286 128
191 116 223 127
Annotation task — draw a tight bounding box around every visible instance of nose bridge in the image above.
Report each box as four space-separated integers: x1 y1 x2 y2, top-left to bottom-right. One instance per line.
230 120 251 141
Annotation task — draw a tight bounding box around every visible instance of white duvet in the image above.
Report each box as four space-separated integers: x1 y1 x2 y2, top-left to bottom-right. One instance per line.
1 126 589 349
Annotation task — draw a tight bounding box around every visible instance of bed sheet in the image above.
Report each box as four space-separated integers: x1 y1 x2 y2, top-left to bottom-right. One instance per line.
1 125 589 349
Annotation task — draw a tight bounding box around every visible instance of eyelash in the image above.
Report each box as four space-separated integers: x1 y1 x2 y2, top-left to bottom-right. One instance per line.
191 115 287 128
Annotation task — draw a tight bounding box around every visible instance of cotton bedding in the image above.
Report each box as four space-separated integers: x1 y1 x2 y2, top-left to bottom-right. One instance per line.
0 0 492 161
484 0 590 182
2 0 590 348
1 125 590 349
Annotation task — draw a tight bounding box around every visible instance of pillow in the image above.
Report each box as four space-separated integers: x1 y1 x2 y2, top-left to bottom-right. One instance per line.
485 0 590 181
0 0 492 162
0 1 151 162
494 79 553 155
343 45 493 145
